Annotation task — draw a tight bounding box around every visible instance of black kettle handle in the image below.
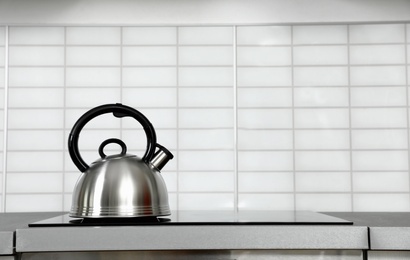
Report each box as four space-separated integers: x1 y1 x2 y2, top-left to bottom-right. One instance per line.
68 103 157 173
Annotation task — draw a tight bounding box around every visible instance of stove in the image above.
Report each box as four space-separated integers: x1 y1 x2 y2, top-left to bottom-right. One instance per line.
28 210 352 227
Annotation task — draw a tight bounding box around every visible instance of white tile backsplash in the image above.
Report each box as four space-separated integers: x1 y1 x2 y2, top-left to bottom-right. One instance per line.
237 47 291 66
122 27 177 45
66 27 121 45
9 46 64 66
179 27 233 45
9 67 64 87
1 23 410 213
66 46 121 66
179 46 232 66
9 27 64 45
237 67 292 87
123 46 176 66
237 26 291 45
293 46 348 65
349 24 405 44
293 25 347 44
350 66 406 86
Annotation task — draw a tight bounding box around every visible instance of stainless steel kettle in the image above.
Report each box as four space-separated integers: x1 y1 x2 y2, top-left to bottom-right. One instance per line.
68 103 173 218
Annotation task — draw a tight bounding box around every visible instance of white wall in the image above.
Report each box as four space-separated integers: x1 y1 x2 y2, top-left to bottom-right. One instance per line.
0 0 409 25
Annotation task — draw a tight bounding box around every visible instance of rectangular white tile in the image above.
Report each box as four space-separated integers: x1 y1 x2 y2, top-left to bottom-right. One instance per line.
352 151 408 171
8 130 63 150
9 88 64 108
350 66 406 86
179 129 234 150
179 67 232 87
237 47 291 66
122 129 177 151
66 68 120 87
66 27 121 45
0 47 4 66
237 67 292 87
238 172 294 192
350 45 405 65
66 88 120 107
238 194 294 211
179 193 234 210
179 151 234 171
238 88 292 108
0 68 3 88
9 46 64 66
296 172 350 192
237 26 291 45
295 130 350 149
296 194 351 212
7 173 63 193
352 129 408 149
294 109 349 128
123 67 176 87
238 130 293 150
351 108 407 128
122 108 177 129
293 25 347 44
295 151 350 171
122 88 176 108
9 68 64 87
294 87 349 107
66 46 121 66
7 151 63 172
351 86 406 107
179 108 233 128
238 151 293 171
179 172 234 192
238 109 292 129
179 46 232 66
179 27 232 45
8 109 64 129
179 88 233 107
9 27 64 45
294 67 348 86
353 172 409 192
123 46 176 66
123 27 176 45
293 46 348 65
353 194 410 211
6 194 63 212
0 27 4 45
349 24 405 44
65 109 120 130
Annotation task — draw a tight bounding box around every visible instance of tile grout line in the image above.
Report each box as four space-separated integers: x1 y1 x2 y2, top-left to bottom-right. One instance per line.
347 25 354 211
62 26 67 211
404 24 410 207
290 25 297 211
233 25 238 213
176 26 180 211
1 26 8 212
120 27 123 139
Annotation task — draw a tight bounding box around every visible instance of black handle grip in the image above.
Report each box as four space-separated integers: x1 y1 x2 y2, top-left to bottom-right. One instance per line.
68 103 157 172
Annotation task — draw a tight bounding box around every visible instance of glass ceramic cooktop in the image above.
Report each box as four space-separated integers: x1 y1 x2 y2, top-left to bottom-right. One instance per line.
28 211 353 227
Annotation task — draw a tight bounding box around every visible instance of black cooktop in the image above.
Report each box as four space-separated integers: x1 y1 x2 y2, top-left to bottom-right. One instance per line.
28 211 352 227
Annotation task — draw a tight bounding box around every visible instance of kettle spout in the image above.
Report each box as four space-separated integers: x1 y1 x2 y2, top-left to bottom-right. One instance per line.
150 144 174 171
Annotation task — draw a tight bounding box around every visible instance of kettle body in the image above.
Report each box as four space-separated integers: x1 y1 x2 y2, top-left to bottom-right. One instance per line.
68 103 173 218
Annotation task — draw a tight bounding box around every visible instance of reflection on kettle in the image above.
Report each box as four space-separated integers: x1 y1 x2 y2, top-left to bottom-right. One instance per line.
68 103 173 218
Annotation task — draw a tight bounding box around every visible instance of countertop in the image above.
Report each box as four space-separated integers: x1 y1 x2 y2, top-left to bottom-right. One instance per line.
1 211 410 255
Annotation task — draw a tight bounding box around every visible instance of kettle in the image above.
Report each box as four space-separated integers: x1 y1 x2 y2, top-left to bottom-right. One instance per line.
68 103 173 218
